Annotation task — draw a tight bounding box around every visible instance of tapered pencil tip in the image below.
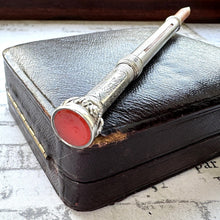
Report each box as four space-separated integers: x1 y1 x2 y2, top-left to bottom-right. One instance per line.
175 7 191 24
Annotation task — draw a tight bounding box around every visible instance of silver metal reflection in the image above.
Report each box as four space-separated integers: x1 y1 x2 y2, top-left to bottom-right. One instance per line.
52 14 183 149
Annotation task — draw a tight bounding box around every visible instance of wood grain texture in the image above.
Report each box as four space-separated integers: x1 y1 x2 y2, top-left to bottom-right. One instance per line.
0 0 219 22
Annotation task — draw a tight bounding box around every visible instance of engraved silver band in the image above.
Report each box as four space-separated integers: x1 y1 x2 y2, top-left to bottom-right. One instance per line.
51 14 182 149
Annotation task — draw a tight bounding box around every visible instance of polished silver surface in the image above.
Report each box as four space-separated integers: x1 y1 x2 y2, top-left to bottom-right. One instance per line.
51 96 104 149
52 14 183 148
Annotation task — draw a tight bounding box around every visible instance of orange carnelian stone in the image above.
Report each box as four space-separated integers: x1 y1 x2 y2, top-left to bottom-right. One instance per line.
54 109 91 147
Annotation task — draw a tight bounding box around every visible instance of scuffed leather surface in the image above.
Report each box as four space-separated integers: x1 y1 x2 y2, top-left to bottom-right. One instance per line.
5 28 220 134
7 96 220 211
4 28 220 182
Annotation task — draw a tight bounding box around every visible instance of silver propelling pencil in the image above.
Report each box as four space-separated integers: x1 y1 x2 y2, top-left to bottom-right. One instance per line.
51 7 191 149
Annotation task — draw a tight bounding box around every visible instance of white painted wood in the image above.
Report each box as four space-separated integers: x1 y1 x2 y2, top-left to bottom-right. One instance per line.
0 21 219 220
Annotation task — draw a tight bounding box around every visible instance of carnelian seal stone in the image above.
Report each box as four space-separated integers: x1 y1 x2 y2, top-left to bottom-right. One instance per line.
53 109 91 147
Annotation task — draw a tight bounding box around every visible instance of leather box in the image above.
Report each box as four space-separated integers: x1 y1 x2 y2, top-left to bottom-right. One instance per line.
3 28 220 211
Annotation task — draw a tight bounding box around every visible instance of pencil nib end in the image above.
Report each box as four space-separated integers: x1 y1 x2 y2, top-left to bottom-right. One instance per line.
175 7 191 24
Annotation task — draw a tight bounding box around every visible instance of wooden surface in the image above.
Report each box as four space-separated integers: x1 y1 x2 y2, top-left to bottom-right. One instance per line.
0 1 219 22
0 21 220 219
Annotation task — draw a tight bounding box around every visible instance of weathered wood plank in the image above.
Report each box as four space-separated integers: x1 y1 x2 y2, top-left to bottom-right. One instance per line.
0 164 219 219
0 170 61 209
0 105 15 125
0 144 40 170
0 92 7 106
0 125 26 145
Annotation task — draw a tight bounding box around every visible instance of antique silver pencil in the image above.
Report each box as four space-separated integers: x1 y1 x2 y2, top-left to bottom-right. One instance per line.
51 7 191 149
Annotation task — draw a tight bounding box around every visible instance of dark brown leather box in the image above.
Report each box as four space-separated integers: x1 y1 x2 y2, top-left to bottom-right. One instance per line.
3 28 220 211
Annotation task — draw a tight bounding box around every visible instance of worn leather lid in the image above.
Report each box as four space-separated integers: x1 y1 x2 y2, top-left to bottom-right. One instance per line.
4 28 220 134
3 28 220 182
